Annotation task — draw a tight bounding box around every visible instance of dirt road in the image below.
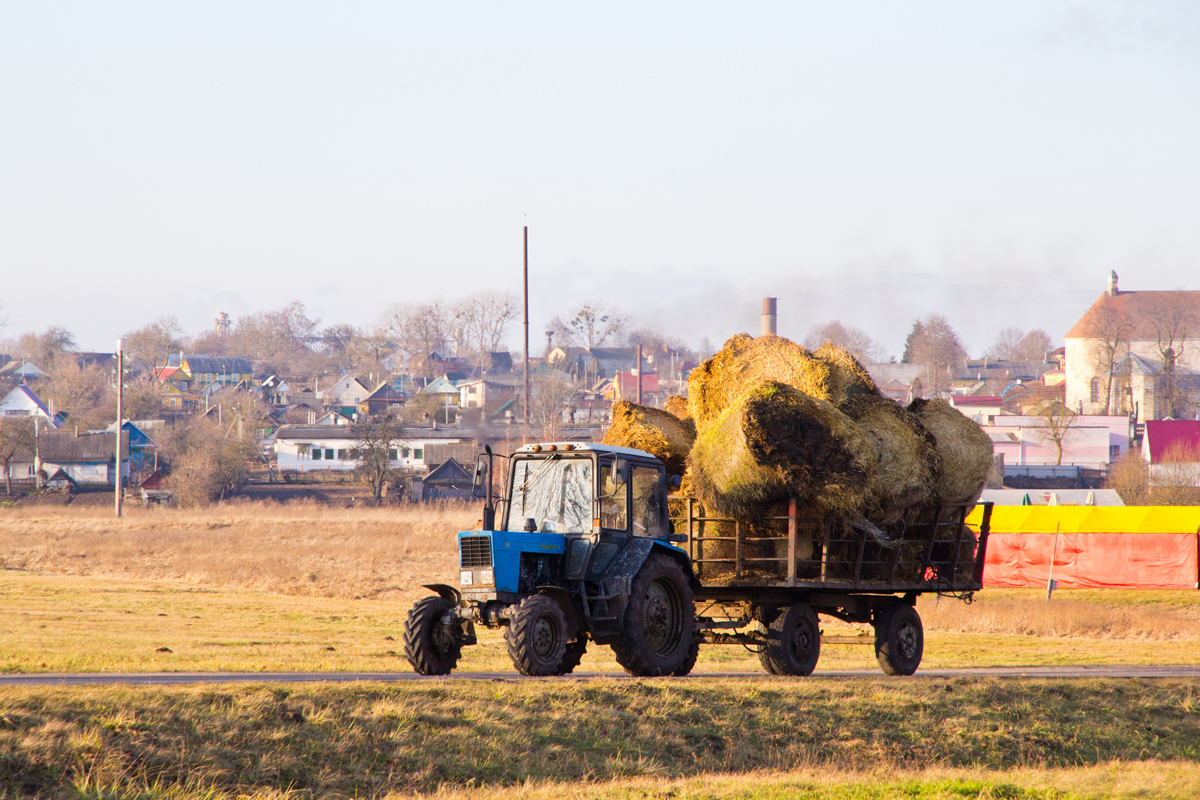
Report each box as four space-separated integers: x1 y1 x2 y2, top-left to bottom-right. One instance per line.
2 665 1198 686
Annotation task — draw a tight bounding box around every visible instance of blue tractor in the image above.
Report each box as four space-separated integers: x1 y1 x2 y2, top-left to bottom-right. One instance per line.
403 442 991 677
404 442 699 677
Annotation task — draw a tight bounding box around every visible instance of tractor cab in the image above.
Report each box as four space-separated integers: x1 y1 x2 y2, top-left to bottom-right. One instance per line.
455 443 673 603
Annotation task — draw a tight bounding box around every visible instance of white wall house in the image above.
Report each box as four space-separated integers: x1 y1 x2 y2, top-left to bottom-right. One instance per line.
982 414 1130 470
0 385 60 426
1064 272 1200 421
273 426 468 474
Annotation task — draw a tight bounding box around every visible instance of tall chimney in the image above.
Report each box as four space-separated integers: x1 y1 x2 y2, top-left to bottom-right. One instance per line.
762 297 777 336
1107 270 1119 297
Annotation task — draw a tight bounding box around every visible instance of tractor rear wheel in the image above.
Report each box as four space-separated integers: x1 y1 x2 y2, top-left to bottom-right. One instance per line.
759 604 821 676
874 602 924 676
506 595 569 676
403 596 462 676
612 554 696 676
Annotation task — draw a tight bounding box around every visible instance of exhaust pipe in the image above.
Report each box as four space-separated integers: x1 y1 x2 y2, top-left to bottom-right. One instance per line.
762 297 777 336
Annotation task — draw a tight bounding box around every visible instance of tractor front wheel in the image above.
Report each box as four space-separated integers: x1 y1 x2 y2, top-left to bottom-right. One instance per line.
403 596 462 676
506 595 569 676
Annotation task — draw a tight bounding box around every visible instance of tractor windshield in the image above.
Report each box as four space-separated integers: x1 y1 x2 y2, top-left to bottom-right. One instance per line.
505 456 594 534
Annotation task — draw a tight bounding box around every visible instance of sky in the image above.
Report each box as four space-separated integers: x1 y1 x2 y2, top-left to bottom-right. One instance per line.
2 2 1199 358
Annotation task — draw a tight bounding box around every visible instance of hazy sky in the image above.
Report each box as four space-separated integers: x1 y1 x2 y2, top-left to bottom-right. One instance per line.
3 2 1198 358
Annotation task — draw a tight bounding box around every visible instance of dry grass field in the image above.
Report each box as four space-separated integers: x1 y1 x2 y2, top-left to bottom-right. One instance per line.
3 503 1200 798
2 503 1200 675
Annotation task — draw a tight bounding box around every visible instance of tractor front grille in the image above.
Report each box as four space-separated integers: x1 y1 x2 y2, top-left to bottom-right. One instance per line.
460 535 493 568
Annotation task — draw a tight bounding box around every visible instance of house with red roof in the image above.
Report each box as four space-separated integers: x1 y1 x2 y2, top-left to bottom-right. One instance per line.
1064 272 1200 421
1142 420 1200 487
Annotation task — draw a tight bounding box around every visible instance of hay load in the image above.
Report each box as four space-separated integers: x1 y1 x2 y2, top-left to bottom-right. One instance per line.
907 398 994 506
686 381 876 517
663 394 690 421
602 400 696 478
839 394 939 522
813 341 879 403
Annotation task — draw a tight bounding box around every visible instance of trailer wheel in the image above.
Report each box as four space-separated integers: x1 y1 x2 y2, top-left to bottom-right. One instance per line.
874 602 923 676
506 595 569 676
403 596 462 676
759 604 821 676
555 635 588 675
612 554 696 676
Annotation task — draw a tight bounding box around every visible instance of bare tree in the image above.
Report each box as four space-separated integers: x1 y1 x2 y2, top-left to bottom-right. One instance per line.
0 418 35 495
15 326 76 367
321 323 360 371
125 315 187 369
455 290 519 369
528 375 574 440
1141 294 1198 419
161 417 260 506
985 327 1025 361
1084 304 1132 415
1015 329 1053 362
42 360 113 429
349 325 397 380
1106 449 1149 504
802 320 886 362
352 415 403 503
903 314 967 397
557 303 625 350
1031 400 1080 466
382 301 454 377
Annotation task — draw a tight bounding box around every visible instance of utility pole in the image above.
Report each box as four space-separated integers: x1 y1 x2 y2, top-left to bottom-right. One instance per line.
523 225 530 426
636 344 643 405
115 338 124 518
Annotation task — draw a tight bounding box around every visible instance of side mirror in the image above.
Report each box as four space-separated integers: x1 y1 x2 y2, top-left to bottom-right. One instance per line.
471 455 489 498
668 474 682 490
612 459 629 485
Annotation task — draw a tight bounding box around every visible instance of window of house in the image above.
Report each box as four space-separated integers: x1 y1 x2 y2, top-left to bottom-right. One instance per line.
325 448 335 460
414 448 423 459
313 448 323 460
1090 378 1101 403
401 447 410 458
388 448 398 460
1110 445 1121 460
337 449 347 460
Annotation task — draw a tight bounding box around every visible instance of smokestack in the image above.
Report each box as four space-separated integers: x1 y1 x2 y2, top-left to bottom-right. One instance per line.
1107 270 1119 297
761 297 777 336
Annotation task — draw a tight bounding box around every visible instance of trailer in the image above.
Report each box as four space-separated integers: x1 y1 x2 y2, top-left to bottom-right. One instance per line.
403 443 991 677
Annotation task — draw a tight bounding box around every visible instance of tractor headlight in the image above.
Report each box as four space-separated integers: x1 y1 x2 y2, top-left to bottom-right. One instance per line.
480 569 494 585
459 570 473 586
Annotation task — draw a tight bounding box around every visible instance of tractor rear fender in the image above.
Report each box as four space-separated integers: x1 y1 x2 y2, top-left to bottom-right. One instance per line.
599 539 700 596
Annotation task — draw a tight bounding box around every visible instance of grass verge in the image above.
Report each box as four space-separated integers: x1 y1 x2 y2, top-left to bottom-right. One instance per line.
1 678 1197 797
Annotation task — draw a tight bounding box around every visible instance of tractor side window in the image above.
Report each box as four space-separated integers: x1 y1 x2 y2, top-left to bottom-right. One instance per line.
599 465 628 531
630 466 667 539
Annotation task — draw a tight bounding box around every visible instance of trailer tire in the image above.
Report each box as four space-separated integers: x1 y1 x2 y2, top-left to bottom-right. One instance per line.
759 604 821 676
506 595 569 676
612 554 696 676
555 635 588 675
403 596 462 676
874 602 923 676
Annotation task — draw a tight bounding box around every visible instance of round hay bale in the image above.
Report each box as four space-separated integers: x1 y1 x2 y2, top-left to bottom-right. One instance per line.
687 381 876 518
813 342 879 402
663 394 689 420
907 398 993 506
602 400 695 478
687 334 839 426
840 394 938 521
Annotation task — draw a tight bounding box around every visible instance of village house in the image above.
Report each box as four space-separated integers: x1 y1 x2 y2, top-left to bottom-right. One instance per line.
322 375 371 411
273 425 469 475
1064 273 1200 421
982 414 1130 471
7 429 130 487
0 385 61 426
1141 419 1200 486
